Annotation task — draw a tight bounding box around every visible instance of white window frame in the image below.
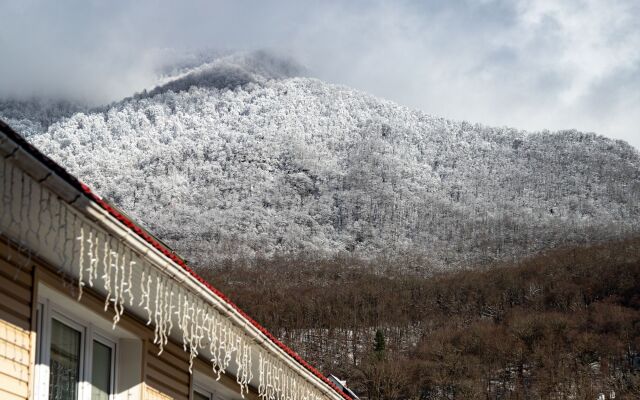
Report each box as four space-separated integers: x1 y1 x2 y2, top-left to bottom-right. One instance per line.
34 298 118 400
89 332 117 400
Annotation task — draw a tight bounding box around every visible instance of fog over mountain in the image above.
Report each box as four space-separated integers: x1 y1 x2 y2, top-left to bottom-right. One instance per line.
2 1 639 149
3 53 639 270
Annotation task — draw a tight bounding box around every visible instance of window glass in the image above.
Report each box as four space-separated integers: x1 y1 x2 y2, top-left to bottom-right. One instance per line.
49 318 82 400
91 341 112 400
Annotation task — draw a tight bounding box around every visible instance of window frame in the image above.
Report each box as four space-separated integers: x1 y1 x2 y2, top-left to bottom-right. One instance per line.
35 298 118 400
193 385 216 400
88 332 117 400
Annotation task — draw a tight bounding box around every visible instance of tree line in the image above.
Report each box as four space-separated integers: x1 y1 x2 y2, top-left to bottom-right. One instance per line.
199 237 640 399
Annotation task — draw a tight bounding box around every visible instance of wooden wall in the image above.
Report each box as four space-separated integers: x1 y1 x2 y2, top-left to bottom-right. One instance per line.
145 340 191 400
0 239 35 400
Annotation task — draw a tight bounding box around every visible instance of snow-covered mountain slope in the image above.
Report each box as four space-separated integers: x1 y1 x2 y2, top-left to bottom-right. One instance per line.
0 98 86 137
6 55 640 269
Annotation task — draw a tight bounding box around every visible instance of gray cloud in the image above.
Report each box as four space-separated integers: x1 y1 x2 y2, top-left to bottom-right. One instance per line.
0 0 638 148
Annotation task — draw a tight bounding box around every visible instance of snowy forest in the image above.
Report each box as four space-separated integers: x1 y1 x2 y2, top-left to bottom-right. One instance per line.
2 52 640 398
203 237 640 399
2 52 639 271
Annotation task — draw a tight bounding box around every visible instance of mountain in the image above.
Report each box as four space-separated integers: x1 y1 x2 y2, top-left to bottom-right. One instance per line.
3 52 640 270
0 97 86 137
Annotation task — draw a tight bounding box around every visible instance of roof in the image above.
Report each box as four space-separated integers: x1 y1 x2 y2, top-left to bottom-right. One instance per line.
0 119 351 400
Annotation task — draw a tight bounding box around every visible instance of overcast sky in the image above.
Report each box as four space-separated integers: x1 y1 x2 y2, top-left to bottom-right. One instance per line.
0 0 638 148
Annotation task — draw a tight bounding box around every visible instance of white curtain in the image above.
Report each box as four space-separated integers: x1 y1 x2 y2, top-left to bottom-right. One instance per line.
49 319 81 400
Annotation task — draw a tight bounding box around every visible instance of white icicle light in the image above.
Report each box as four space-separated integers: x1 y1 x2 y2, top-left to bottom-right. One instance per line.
126 253 135 306
0 155 334 400
76 225 85 300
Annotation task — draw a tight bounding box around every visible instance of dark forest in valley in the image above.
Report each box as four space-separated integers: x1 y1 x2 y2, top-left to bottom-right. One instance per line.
199 238 640 399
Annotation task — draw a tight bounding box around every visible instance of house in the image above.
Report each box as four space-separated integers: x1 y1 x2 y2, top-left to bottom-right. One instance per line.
0 120 351 400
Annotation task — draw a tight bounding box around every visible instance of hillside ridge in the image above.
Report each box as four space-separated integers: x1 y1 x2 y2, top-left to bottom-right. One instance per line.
2 55 638 269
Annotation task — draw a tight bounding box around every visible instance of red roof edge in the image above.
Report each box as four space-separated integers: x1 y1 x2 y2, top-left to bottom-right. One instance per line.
0 120 352 400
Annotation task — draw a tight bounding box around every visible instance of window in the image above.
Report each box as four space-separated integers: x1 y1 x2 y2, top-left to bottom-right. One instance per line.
35 300 116 400
48 317 83 399
91 339 113 400
193 387 214 400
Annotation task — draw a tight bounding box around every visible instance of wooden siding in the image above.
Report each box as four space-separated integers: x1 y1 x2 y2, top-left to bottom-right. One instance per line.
145 340 192 400
0 240 35 400
146 384 175 400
